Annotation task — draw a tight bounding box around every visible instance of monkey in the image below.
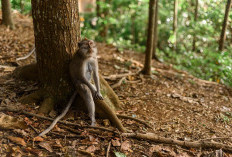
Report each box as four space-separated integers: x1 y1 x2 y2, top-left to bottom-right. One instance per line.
38 38 103 137
16 47 36 61
69 38 103 126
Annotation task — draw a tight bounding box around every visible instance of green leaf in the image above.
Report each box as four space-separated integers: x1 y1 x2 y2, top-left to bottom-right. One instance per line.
114 151 127 157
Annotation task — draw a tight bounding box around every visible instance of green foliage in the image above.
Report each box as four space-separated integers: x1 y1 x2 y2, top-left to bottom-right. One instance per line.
114 151 127 157
10 0 31 14
158 47 232 86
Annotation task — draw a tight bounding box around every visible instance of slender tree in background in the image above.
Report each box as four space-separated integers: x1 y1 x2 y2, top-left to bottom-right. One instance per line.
142 0 157 75
31 0 81 111
20 0 24 13
192 0 198 52
96 0 111 41
152 0 159 61
1 0 14 29
219 0 232 51
173 0 178 50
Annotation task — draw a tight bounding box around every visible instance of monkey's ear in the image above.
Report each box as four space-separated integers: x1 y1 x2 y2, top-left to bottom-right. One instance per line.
84 37 88 40
88 41 93 46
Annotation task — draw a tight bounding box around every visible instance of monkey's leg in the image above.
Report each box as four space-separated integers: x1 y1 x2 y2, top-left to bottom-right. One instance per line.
79 84 96 126
38 91 77 137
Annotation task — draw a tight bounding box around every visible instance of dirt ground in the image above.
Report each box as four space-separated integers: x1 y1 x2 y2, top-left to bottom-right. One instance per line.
0 11 232 157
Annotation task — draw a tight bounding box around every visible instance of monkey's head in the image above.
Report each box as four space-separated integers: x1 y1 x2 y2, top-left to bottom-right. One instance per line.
78 38 97 58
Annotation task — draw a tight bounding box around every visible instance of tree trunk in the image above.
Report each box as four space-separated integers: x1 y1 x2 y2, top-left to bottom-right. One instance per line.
192 0 198 52
97 0 111 41
1 0 15 29
219 0 232 51
173 0 178 50
31 0 81 104
142 0 156 75
152 0 159 60
20 0 24 13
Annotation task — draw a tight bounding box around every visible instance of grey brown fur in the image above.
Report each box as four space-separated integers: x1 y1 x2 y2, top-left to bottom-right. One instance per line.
69 38 103 126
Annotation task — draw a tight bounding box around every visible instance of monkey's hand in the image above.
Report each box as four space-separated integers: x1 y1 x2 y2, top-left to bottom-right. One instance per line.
94 91 103 100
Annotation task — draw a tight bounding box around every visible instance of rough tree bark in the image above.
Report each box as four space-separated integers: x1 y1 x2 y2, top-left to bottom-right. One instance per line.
192 0 198 52
173 0 178 50
219 0 232 51
31 0 81 106
142 0 157 75
152 0 159 61
1 0 15 29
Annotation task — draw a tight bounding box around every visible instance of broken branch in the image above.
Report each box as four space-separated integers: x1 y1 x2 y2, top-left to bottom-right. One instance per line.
122 133 232 153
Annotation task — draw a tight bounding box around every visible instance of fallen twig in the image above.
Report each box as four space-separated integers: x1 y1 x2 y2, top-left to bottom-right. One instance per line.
106 141 111 157
117 114 153 130
51 132 85 138
122 133 232 153
103 73 137 80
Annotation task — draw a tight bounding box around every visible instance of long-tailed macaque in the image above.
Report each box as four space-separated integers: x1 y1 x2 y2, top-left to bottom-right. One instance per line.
38 38 103 137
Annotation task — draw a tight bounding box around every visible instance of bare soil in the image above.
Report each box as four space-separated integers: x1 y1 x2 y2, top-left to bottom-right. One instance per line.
0 11 232 157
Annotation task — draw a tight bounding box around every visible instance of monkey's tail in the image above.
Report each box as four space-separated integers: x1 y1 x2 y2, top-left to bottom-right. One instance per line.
38 91 77 137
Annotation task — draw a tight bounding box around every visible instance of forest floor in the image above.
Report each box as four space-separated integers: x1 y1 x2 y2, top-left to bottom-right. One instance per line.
0 11 232 157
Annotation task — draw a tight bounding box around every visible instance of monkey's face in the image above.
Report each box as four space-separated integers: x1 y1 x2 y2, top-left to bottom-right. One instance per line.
78 39 97 58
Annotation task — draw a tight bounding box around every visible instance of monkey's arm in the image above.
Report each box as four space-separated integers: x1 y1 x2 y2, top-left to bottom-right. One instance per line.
81 75 97 96
90 60 103 100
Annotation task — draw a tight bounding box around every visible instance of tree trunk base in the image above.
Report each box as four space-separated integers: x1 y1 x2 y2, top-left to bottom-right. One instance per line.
14 64 125 132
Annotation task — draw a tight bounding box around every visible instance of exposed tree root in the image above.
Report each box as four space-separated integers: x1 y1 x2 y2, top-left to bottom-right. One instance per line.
19 89 45 105
13 63 38 81
122 133 232 153
116 114 153 129
38 97 54 115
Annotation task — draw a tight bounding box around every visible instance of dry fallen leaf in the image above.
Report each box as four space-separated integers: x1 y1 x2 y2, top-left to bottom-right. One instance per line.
25 147 43 156
8 136 26 146
86 145 96 153
111 138 121 147
33 136 44 142
38 142 53 152
121 140 132 152
0 113 27 130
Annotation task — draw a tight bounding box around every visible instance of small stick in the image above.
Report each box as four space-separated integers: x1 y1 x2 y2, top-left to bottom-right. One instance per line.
111 77 126 89
117 114 153 129
51 132 85 138
104 73 136 80
106 141 111 157
38 91 77 136
29 124 39 134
